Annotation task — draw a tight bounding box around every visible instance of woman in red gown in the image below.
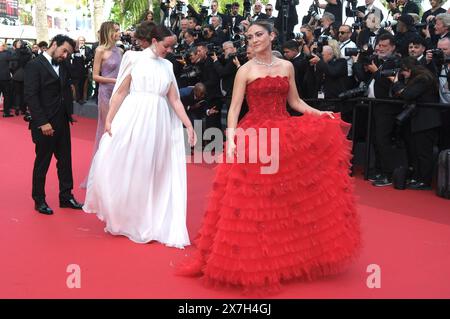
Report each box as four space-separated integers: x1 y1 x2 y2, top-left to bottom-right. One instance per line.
177 21 361 293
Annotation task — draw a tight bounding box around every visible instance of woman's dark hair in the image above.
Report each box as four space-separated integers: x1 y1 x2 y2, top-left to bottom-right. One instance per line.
249 20 274 34
134 22 172 43
401 56 439 93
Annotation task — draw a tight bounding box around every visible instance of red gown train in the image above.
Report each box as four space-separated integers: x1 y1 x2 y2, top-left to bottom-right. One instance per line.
177 76 361 293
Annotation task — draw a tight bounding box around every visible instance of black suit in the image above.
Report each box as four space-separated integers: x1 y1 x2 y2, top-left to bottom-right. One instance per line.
24 54 75 204
0 50 12 114
393 75 441 184
275 0 299 41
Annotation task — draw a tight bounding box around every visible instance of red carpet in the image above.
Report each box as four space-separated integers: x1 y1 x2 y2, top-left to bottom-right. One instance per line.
1 115 450 298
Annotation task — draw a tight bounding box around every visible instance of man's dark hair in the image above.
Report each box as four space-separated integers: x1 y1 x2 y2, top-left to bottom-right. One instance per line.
232 2 240 7
408 35 426 47
50 34 76 50
37 41 48 49
377 33 395 47
282 40 300 51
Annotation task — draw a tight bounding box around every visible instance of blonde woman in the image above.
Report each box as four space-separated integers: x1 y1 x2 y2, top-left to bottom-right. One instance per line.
81 21 122 188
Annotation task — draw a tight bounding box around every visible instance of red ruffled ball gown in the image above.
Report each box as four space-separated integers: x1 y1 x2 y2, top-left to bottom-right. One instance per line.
177 76 361 293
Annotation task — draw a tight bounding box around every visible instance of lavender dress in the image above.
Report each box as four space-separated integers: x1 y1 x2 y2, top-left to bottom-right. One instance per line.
81 47 121 188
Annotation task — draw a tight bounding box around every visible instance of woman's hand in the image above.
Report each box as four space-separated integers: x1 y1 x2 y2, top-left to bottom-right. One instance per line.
226 140 236 160
319 111 336 119
105 122 112 136
187 126 197 147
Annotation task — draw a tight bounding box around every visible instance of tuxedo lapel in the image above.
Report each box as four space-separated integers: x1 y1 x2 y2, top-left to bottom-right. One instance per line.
37 54 59 80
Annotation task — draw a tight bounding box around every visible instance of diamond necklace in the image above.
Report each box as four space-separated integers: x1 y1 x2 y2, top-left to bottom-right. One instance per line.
254 57 275 67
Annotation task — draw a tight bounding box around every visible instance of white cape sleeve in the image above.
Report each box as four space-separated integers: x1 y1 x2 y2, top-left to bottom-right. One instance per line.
110 50 137 103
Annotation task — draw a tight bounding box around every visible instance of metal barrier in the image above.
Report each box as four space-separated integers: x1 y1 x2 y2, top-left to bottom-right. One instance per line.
301 97 450 180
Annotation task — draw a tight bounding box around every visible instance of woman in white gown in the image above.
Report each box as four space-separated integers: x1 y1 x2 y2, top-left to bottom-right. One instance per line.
83 23 196 248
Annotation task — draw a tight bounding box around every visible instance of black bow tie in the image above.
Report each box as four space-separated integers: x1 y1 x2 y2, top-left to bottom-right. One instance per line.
51 59 59 66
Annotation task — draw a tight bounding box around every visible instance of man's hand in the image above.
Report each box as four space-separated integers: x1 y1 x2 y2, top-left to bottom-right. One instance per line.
232 57 241 68
309 54 321 65
40 123 55 136
366 60 378 73
206 106 219 116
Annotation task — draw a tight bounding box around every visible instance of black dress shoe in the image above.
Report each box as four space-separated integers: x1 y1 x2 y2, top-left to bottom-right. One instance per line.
60 197 84 209
35 202 54 215
406 181 432 191
372 176 393 187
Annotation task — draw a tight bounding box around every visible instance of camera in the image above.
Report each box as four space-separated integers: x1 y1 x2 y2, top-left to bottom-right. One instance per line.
338 85 368 99
380 69 400 77
352 22 364 30
430 48 450 65
225 4 232 15
206 43 223 57
175 0 184 12
345 47 376 65
180 64 201 80
312 35 329 54
396 103 416 125
310 11 322 21
23 112 32 122
380 20 398 28
294 32 305 40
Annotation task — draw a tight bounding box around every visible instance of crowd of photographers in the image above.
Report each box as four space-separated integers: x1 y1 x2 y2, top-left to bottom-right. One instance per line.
152 0 450 191
1 0 450 191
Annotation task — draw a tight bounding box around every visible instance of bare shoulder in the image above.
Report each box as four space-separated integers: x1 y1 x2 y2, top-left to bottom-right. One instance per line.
235 61 251 81
277 58 294 70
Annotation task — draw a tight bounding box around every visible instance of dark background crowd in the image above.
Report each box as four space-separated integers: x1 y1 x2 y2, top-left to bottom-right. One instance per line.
1 0 450 192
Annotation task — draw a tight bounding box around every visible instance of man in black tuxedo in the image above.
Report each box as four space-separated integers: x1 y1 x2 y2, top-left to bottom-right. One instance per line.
70 36 93 104
223 2 245 38
24 34 83 215
252 1 269 22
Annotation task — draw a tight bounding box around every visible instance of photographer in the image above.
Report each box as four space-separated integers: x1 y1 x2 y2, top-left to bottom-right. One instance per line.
354 33 403 186
425 36 450 149
0 41 13 117
394 14 420 57
282 40 309 98
356 12 390 49
391 56 441 190
422 0 447 46
274 0 299 41
252 1 269 22
309 40 348 102
408 36 428 64
313 12 335 40
389 0 420 20
338 25 357 79
207 1 225 25
299 24 316 56
202 25 224 47
211 41 244 129
314 0 343 26
180 82 212 124
9 39 33 115
69 36 93 104
223 2 245 38
355 0 384 22
210 16 227 44
193 43 223 130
